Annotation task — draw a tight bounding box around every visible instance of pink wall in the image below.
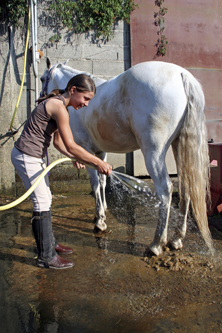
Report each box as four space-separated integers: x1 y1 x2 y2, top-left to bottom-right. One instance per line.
130 0 222 142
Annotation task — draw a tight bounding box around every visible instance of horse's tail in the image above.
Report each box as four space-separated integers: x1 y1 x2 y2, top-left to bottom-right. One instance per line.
175 72 213 251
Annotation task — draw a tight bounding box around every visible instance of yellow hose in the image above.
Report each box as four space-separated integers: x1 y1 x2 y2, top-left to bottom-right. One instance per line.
10 6 31 131
0 158 94 211
0 157 141 212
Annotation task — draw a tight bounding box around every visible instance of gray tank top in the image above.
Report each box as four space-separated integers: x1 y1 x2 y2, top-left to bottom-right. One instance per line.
15 95 66 158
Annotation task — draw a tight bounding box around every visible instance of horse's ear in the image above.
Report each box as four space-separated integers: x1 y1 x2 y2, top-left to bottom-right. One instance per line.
46 57 51 69
63 59 69 65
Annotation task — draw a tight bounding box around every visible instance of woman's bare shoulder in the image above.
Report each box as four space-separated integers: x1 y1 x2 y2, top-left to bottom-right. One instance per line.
45 97 67 118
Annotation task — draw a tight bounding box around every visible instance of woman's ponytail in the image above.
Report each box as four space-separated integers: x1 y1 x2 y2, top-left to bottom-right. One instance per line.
37 89 65 104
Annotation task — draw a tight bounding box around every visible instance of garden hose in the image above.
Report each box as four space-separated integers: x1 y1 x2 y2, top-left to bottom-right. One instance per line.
0 158 147 212
10 6 31 132
0 158 95 211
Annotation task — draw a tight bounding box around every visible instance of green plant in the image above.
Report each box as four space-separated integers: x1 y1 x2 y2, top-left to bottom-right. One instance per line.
49 34 62 43
0 0 137 42
0 0 28 27
49 0 138 41
154 0 168 57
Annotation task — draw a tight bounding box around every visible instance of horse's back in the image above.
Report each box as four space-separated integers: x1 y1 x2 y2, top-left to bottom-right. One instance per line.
129 61 192 80
79 61 192 153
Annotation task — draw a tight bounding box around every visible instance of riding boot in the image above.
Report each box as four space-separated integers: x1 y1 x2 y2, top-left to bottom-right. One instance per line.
47 210 56 248
48 210 74 254
32 211 73 269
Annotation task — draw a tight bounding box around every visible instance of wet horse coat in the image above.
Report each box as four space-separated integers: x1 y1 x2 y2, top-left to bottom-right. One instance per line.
40 58 213 255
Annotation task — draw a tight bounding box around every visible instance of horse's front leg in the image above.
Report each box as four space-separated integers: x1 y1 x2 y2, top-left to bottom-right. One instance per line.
97 152 108 214
87 168 107 231
99 173 107 213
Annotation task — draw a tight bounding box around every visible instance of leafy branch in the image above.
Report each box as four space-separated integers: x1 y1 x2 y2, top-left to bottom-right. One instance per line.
0 0 28 27
49 0 138 42
154 0 168 57
0 0 138 42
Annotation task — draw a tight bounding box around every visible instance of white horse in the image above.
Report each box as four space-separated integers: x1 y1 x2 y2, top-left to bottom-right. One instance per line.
40 57 213 256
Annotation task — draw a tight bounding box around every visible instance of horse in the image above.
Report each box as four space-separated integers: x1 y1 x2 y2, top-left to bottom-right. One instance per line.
40 57 213 256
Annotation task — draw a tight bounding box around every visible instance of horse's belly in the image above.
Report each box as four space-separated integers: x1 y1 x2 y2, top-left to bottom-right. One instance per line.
87 126 139 153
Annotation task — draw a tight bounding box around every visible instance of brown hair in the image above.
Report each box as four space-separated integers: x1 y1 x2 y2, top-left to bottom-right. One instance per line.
37 74 96 104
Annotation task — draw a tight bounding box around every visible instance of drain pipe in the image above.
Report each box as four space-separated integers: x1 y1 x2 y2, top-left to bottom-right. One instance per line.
30 0 39 104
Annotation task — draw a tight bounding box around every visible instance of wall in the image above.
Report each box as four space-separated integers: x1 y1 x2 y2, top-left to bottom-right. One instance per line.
130 0 222 176
0 2 132 196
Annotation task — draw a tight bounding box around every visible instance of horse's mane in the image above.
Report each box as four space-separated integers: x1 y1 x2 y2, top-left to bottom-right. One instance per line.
61 64 90 76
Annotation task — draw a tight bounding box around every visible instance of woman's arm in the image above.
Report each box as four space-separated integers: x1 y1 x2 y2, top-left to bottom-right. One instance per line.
53 130 86 169
53 130 74 158
47 99 112 175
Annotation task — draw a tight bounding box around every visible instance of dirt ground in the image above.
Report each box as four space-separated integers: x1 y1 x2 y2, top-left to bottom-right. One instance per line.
0 177 222 332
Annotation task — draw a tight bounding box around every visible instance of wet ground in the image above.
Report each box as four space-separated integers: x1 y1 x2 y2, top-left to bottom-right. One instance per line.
0 177 222 333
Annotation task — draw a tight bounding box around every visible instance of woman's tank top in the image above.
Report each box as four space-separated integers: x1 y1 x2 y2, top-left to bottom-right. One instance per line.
15 95 66 158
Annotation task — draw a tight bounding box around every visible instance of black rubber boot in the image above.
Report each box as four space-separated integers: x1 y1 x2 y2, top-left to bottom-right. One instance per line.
48 210 56 248
32 211 73 269
47 210 73 254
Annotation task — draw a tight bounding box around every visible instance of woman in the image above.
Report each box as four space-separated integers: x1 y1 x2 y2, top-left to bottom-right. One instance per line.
11 74 112 269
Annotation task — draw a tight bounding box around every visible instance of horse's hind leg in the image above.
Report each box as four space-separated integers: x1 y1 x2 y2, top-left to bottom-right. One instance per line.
170 141 190 250
144 150 173 256
170 197 190 250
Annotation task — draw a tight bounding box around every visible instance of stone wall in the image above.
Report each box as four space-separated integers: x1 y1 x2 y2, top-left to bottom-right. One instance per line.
0 2 131 196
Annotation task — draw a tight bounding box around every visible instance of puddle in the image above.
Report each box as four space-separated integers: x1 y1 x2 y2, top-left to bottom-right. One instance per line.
0 178 222 332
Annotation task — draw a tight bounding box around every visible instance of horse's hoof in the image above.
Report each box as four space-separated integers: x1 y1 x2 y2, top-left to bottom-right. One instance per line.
93 226 107 234
95 220 107 232
170 239 183 250
144 247 156 258
148 242 163 256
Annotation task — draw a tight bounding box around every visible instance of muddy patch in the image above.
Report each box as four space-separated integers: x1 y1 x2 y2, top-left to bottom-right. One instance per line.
0 178 222 332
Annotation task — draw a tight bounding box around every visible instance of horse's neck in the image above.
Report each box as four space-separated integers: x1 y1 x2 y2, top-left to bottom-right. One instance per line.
54 70 75 90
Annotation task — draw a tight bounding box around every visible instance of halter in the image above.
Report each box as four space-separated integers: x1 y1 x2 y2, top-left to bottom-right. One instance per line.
39 67 53 97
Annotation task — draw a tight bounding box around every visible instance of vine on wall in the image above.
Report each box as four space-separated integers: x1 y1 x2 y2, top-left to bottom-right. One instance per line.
0 0 28 28
0 0 138 42
154 0 168 57
49 0 138 42
0 1 168 55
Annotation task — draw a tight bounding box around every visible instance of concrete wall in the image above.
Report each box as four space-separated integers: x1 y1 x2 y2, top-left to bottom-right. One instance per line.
0 2 131 196
0 24 33 197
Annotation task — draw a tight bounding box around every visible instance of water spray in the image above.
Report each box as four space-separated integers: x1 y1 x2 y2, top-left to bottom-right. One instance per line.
112 171 152 195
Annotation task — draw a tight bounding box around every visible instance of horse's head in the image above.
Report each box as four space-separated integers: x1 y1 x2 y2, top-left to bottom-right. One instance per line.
40 57 72 97
39 57 106 98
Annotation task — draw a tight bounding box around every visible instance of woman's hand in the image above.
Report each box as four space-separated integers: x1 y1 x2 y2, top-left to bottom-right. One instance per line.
72 161 86 169
96 160 112 176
